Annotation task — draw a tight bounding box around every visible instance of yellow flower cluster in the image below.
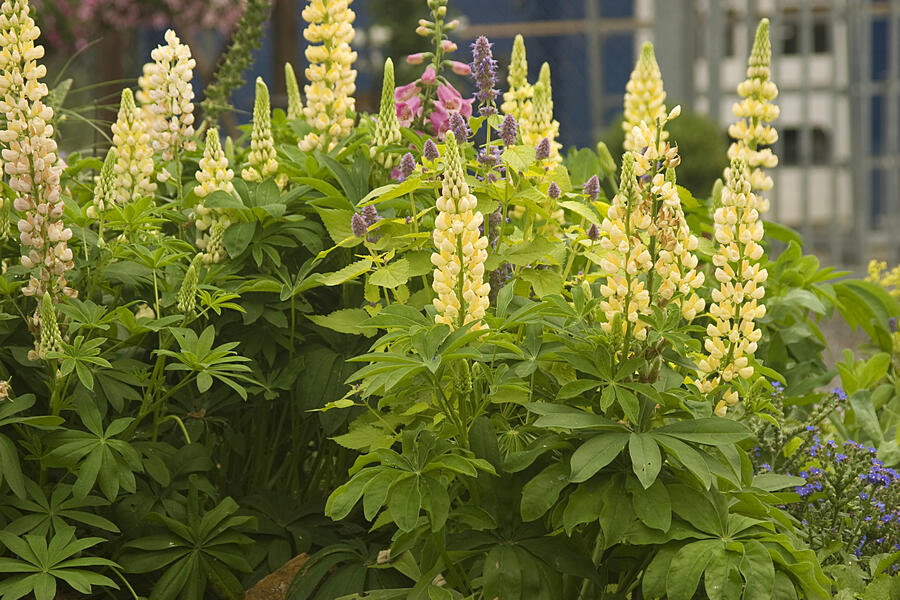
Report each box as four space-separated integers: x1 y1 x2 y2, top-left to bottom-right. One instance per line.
727 19 779 213
698 158 767 415
285 62 304 120
194 129 235 264
598 152 653 341
431 134 491 329
867 260 900 299
299 0 357 152
623 43 668 153
0 0 76 302
370 58 401 168
520 63 561 162
242 78 279 182
649 168 706 321
500 34 532 122
627 116 706 322
143 29 197 162
110 88 157 204
89 148 116 217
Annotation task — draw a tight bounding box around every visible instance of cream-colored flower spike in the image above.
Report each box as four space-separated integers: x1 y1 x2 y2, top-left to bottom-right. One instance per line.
651 166 706 322
299 0 358 152
111 88 157 204
520 63 561 162
242 78 279 183
145 29 197 162
623 42 667 152
698 158 767 416
0 0 76 302
431 134 491 330
728 19 779 213
194 129 235 264
370 58 402 169
598 152 652 342
501 34 532 122
88 148 117 218
285 62 304 120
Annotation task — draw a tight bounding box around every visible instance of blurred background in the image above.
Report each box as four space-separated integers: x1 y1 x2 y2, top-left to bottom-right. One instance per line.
35 0 899 267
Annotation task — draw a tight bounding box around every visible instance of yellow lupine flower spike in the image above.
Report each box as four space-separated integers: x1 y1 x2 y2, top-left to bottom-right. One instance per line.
285 62 304 121
194 129 235 264
598 152 653 342
370 57 401 168
431 134 491 330
651 166 706 321
520 63 561 163
110 88 157 205
501 34 532 122
623 43 668 152
728 19 779 213
145 29 197 161
0 0 76 302
299 0 358 152
242 77 279 183
697 157 768 414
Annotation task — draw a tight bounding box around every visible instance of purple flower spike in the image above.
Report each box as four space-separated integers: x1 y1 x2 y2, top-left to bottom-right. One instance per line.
535 137 551 160
890 317 898 332
351 213 368 237
448 111 469 143
399 152 416 180
362 205 380 226
470 35 499 116
548 182 561 199
583 175 601 201
499 114 518 147
587 224 600 241
423 139 440 161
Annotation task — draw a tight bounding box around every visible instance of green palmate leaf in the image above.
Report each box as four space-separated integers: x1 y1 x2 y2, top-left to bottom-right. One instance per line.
653 418 753 446
308 309 375 337
559 200 601 225
309 258 372 289
520 268 564 297
501 144 537 172
569 433 629 482
223 222 255 257
629 433 662 489
629 476 671 531
520 462 569 522
203 190 244 209
666 539 721 600
740 540 775 600
387 476 422 532
369 259 409 288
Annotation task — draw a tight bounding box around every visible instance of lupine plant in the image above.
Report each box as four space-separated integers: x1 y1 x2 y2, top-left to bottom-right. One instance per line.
0 1 898 599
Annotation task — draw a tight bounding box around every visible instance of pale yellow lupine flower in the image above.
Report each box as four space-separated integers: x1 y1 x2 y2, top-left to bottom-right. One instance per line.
242 78 279 182
285 62 304 120
598 152 652 342
145 29 197 163
501 34 532 122
727 19 779 213
697 158 768 414
299 0 358 152
626 111 706 323
650 167 706 321
431 134 491 329
867 260 900 299
0 0 76 302
110 88 157 204
623 42 667 152
88 148 117 218
520 63 561 162
370 57 401 168
194 129 235 264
